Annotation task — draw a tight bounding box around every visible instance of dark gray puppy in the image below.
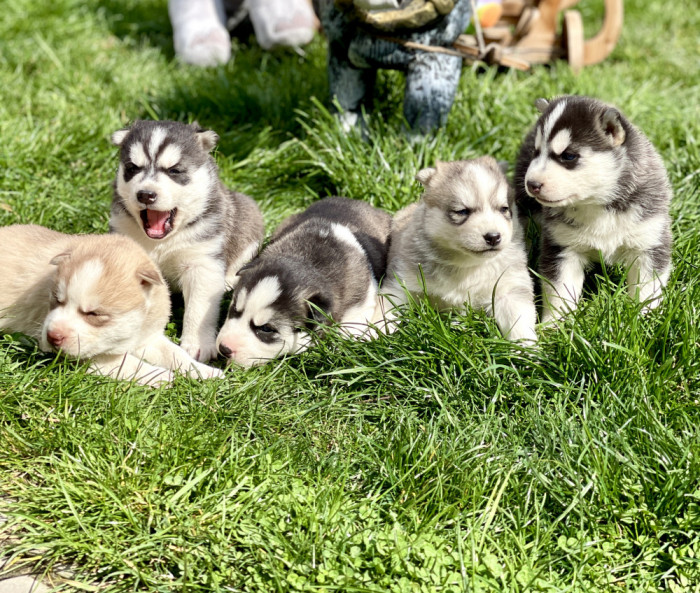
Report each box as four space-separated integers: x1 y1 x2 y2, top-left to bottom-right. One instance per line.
216 197 392 367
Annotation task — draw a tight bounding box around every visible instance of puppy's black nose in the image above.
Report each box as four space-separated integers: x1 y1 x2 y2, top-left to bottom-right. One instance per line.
137 190 157 205
526 180 543 195
219 343 233 357
484 232 501 247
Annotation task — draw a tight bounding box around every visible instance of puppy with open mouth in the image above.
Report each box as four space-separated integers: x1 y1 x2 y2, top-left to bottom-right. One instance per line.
109 120 264 361
380 157 537 343
0 225 222 386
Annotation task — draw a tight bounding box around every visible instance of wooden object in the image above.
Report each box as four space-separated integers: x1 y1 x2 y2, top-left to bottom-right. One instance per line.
451 0 623 71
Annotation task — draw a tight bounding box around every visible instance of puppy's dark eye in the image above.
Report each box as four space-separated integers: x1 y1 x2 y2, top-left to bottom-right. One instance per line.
559 151 578 162
168 166 182 175
500 206 510 214
452 208 472 217
124 162 140 174
252 322 279 343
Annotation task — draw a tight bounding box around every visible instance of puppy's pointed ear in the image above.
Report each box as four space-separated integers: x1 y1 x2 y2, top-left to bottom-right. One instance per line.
304 293 334 330
111 128 130 146
50 251 72 266
137 267 163 287
236 260 259 277
196 129 219 153
416 166 437 187
601 108 626 147
534 98 549 113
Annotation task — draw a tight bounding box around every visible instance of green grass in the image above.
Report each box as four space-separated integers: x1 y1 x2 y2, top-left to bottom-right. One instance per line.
1 0 699 591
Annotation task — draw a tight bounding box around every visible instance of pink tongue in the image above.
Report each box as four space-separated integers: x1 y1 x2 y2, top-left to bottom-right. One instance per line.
146 210 171 237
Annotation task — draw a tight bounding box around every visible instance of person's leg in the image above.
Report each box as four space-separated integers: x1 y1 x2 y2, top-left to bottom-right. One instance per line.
169 0 231 66
248 0 318 50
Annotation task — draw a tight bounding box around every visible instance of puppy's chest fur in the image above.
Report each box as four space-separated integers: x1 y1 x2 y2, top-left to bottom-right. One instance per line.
425 256 524 310
547 205 668 261
396 226 528 310
121 219 226 283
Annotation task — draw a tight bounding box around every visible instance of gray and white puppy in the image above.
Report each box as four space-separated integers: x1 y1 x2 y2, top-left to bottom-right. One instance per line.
110 120 264 361
380 158 537 342
514 96 673 321
216 197 392 367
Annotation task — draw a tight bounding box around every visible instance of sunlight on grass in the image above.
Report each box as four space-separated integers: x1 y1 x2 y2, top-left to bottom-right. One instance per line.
1 0 699 591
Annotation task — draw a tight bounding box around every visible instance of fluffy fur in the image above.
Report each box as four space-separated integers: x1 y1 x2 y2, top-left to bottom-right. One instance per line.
0 225 222 386
110 120 264 361
381 157 537 342
216 197 392 367
514 95 673 321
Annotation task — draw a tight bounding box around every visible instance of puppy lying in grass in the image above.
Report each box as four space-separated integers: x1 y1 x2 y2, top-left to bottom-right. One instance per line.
216 197 392 367
380 158 537 343
0 225 223 386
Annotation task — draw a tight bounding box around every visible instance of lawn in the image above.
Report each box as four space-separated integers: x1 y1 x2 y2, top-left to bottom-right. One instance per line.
1 0 699 591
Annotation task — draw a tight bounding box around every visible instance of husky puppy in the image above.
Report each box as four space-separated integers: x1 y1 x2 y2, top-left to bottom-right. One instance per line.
110 120 264 361
514 96 673 321
380 158 537 343
216 197 392 367
0 225 223 386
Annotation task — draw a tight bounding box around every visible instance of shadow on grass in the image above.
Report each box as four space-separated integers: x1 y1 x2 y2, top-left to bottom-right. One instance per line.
98 0 174 56
97 0 330 158
157 46 329 158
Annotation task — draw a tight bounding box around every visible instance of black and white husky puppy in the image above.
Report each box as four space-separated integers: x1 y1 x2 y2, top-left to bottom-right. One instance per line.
110 120 264 361
216 197 392 367
514 96 673 322
380 158 537 343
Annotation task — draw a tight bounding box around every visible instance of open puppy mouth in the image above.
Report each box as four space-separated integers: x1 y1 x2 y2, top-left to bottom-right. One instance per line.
140 208 177 239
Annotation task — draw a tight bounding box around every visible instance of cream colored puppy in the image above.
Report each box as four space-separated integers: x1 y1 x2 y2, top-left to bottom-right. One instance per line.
380 158 537 342
0 225 223 386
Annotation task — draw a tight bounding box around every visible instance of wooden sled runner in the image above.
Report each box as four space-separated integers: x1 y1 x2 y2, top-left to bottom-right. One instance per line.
450 0 624 72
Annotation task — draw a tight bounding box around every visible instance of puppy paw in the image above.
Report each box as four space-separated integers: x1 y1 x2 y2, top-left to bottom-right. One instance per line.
138 369 175 387
511 332 538 345
639 294 663 314
539 308 564 327
180 336 218 362
169 0 231 66
186 362 225 380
